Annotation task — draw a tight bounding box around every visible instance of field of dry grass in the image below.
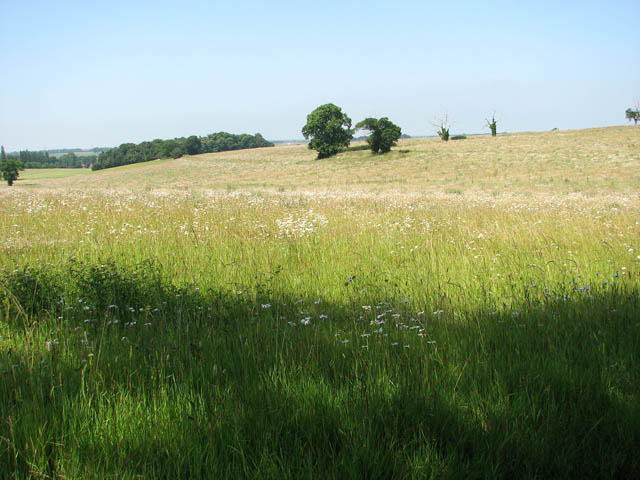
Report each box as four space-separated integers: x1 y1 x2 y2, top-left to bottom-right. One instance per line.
9 126 640 195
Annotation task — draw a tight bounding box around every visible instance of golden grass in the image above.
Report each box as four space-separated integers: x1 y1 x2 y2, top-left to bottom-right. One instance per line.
4 126 638 196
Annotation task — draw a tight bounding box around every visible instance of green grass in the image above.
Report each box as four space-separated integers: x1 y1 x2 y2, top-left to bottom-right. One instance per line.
1 126 639 478
18 168 92 181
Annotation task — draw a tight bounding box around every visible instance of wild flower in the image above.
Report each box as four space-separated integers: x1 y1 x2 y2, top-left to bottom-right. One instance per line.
433 310 444 316
300 317 311 325
261 303 271 308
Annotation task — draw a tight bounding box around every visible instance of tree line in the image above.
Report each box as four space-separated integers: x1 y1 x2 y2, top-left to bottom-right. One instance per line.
92 132 274 170
9 150 96 169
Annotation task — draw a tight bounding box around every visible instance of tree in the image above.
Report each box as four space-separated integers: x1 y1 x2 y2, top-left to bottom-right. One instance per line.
302 103 353 159
184 135 202 155
1 158 23 186
486 113 498 136
355 117 402 153
1 146 6 161
625 107 639 125
434 115 450 141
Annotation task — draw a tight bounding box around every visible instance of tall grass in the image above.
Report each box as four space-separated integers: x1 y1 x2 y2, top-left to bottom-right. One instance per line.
1 128 639 478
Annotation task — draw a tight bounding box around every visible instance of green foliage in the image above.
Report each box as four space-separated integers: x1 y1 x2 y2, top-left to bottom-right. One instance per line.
435 115 450 141
355 117 402 154
486 114 498 136
302 103 353 159
625 107 639 125
450 135 467 140
184 135 202 155
7 150 94 169
340 144 370 152
92 132 274 170
437 125 450 141
0 158 23 186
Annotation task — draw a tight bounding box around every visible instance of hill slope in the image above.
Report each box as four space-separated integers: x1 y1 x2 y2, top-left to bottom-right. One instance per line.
5 126 640 195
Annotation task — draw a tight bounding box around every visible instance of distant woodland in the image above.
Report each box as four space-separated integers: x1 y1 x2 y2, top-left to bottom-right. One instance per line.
5 150 96 169
92 132 274 170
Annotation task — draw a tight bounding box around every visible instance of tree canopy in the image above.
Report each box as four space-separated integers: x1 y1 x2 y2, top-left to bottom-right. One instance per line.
0 158 24 186
355 117 402 154
302 104 353 159
625 108 639 125
92 132 274 170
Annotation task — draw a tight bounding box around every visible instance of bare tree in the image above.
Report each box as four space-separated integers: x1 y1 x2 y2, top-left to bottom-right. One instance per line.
485 112 498 136
432 115 451 141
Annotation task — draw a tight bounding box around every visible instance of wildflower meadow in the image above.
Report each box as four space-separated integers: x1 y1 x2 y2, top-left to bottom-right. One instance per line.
1 127 639 478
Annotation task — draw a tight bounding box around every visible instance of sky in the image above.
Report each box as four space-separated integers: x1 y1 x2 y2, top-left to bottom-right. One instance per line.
1 0 639 151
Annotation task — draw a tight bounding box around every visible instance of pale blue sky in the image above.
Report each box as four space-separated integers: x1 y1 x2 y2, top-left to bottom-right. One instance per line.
1 0 638 151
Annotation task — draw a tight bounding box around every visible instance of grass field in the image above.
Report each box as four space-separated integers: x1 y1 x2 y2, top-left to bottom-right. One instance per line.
1 126 639 478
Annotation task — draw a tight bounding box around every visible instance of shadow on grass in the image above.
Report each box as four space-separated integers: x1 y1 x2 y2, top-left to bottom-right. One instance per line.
1 260 639 478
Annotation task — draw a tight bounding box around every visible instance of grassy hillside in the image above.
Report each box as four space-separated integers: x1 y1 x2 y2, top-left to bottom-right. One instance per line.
8 126 640 194
1 126 639 478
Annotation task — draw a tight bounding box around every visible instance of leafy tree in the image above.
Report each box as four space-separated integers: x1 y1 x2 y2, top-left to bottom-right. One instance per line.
625 107 639 125
486 113 498 136
355 117 402 153
184 135 202 155
302 103 353 159
1 158 23 186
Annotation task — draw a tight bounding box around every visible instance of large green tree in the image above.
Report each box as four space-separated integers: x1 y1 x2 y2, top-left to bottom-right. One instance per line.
184 135 202 155
1 158 23 186
625 107 639 125
355 117 402 154
302 103 353 159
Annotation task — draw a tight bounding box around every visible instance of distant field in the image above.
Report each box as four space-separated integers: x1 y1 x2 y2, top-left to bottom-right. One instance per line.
18 168 92 181
1 126 639 478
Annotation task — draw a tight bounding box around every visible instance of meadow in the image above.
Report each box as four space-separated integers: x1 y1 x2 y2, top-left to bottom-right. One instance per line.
1 126 639 478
